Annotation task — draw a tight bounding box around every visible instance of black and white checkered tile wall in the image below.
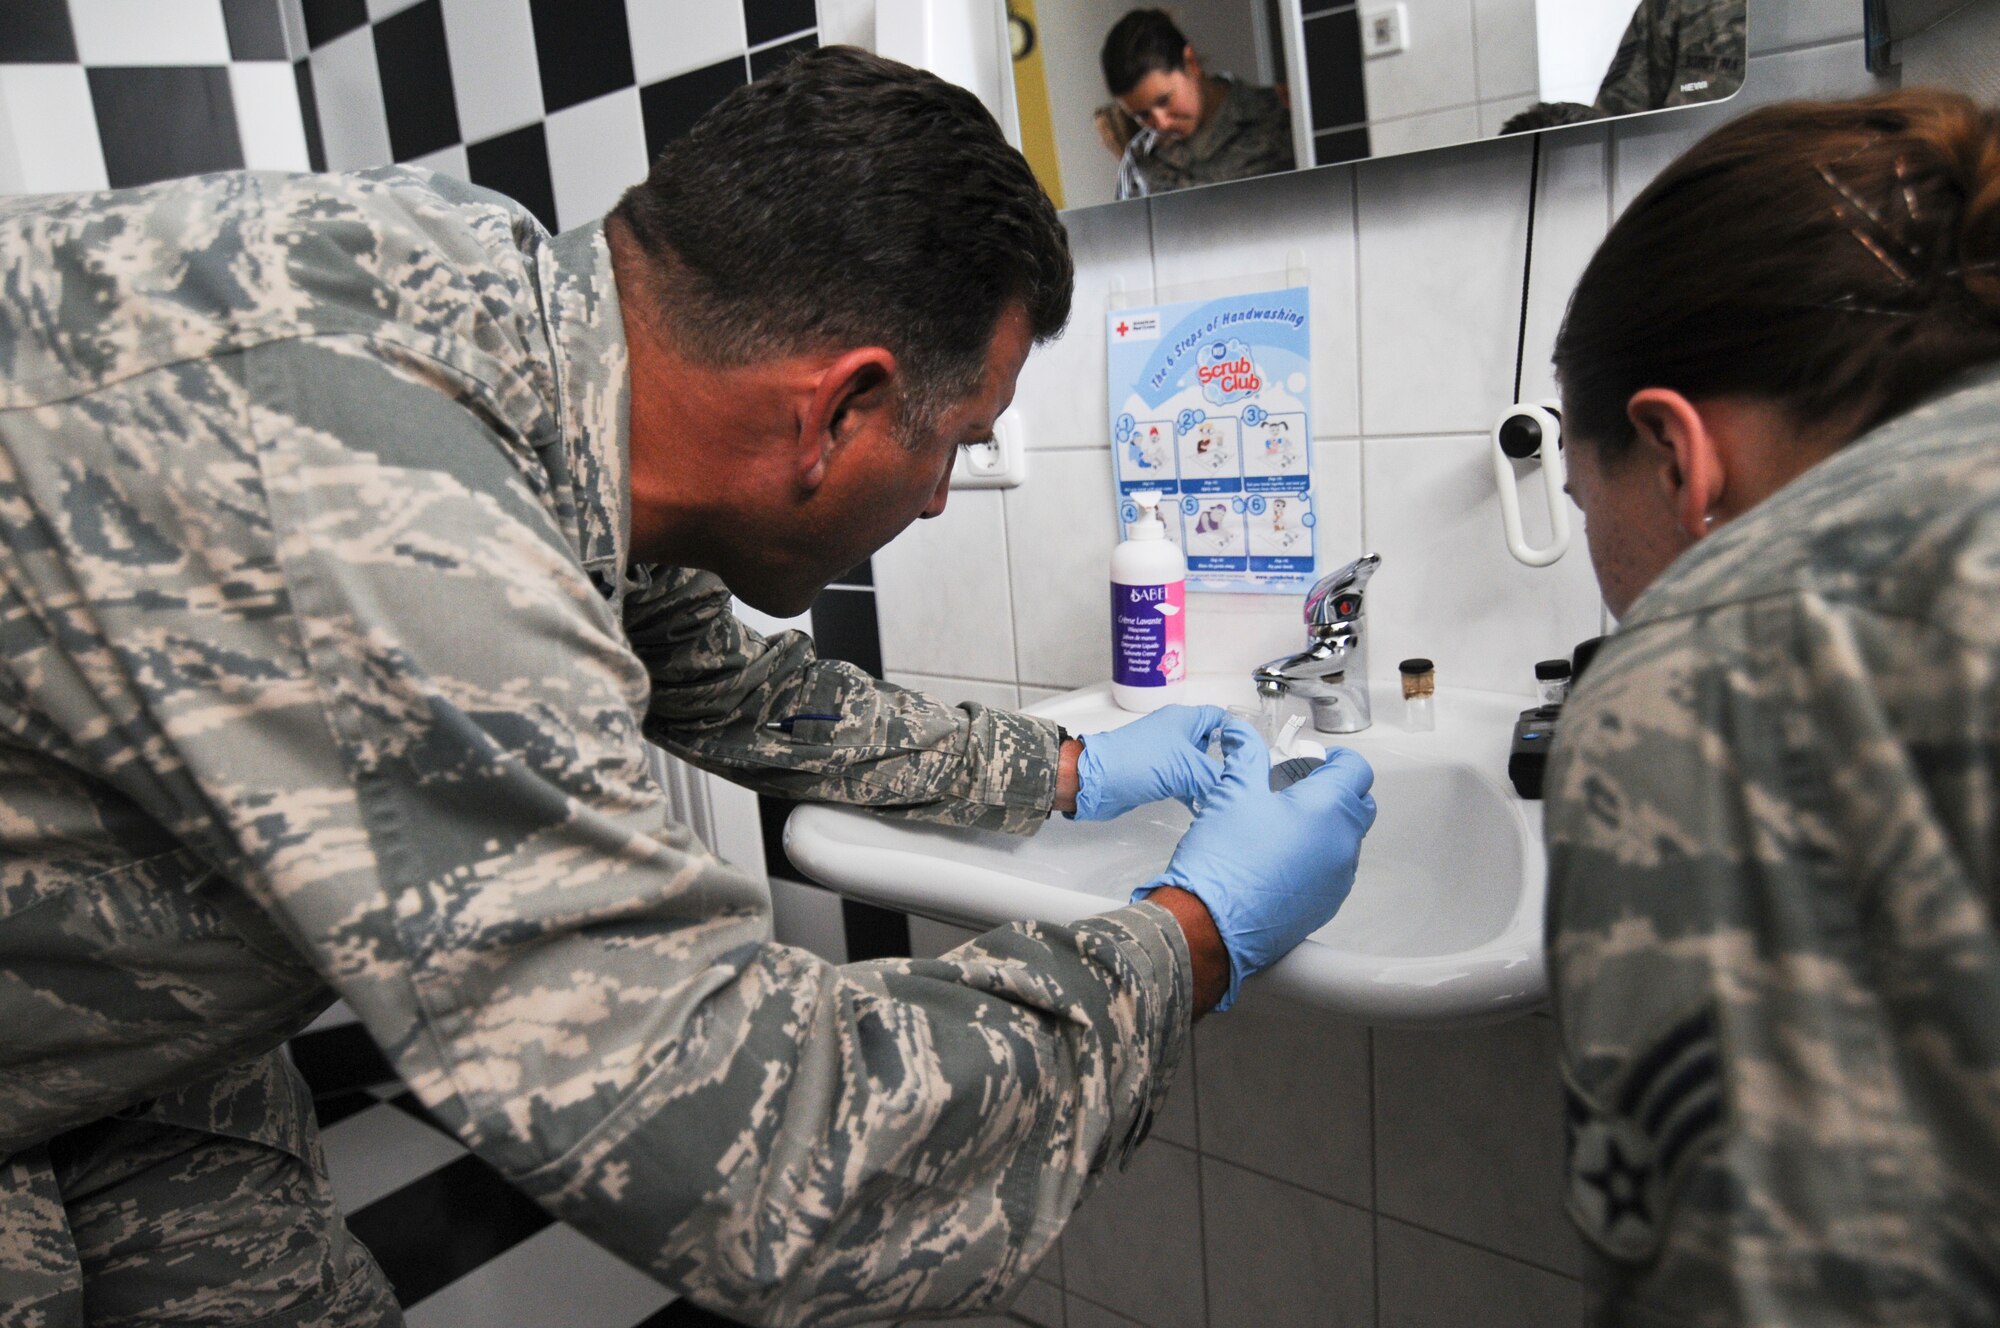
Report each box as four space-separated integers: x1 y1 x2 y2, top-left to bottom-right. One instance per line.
0 0 312 192
1 0 822 231
293 0 822 230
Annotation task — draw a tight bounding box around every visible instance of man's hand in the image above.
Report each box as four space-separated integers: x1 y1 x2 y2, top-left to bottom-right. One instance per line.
1068 705 1230 822
1134 719 1376 1011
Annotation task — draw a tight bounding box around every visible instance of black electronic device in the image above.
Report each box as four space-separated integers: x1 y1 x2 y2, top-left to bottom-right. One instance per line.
1507 705 1562 798
1505 635 1608 799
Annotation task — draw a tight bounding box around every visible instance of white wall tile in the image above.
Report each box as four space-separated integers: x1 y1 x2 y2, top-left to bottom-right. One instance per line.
0 66 108 195
304 999 361 1032
403 1225 672 1328
1374 1015 1587 1276
1355 133 1532 435
1351 122 1603 428
1004 450 1118 688
817 0 875 49
731 597 813 639
884 672 1020 710
768 876 847 963
1182 439 1363 680
1376 1219 1589 1328
544 87 647 230
1202 1159 1374 1328
70 0 231 66
874 489 1016 680
1360 434 1602 695
441 0 546 143
280 0 309 62
1021 685 1073 709
1062 1141 1205 1328
1361 0 1479 121
628 0 749 84
1365 105 1483 160
310 27 393 171
1147 161 1361 438
1478 94 1537 137
1471 0 1540 100
1192 992 1373 1206
405 142 470 180
1516 124 1610 405
1748 0 1863 54
230 62 311 172
1015 201 1154 452
321 1104 466 1212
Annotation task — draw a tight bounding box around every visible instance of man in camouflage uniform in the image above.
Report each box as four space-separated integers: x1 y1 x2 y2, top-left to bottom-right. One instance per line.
1546 369 2000 1320
0 46 1370 1327
1592 0 1747 117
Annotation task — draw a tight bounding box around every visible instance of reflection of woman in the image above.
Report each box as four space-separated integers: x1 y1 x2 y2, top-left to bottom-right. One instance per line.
1101 9 1295 201
1546 91 2000 1324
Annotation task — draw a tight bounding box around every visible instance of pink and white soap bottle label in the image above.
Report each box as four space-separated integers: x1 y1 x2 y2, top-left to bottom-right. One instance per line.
1112 581 1186 688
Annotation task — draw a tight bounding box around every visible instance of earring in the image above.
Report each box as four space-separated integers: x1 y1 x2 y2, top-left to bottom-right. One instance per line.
1703 512 1716 529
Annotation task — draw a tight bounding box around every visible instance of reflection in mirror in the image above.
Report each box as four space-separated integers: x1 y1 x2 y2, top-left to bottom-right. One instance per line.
1007 0 1746 210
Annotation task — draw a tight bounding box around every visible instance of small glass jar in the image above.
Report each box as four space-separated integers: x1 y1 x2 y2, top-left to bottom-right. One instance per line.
1534 658 1573 709
1399 657 1435 732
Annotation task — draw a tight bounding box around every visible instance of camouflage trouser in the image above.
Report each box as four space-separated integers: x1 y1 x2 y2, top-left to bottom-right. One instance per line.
0 1058 401 1328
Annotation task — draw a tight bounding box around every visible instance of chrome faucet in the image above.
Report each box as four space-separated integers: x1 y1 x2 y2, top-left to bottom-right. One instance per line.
1253 553 1382 734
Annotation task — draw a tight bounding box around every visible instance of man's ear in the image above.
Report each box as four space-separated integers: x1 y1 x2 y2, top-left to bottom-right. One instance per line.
797 347 899 493
1626 387 1725 539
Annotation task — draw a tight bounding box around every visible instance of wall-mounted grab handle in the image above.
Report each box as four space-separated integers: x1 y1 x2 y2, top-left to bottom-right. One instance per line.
1490 402 1570 567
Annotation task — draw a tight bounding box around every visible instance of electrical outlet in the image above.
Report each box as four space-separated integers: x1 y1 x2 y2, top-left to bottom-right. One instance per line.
950 406 1028 489
1362 3 1408 57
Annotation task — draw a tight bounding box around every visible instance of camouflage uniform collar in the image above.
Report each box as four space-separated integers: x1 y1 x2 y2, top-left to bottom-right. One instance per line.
538 221 632 598
1614 360 2000 631
1152 74 1257 169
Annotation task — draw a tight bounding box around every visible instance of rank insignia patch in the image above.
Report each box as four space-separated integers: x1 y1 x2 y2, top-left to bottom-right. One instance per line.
1564 1003 1726 1264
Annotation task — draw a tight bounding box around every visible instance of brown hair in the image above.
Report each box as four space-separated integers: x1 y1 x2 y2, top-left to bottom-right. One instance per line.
1554 89 2000 457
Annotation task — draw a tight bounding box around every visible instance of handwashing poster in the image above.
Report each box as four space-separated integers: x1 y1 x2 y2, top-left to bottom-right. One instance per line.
1107 286 1317 593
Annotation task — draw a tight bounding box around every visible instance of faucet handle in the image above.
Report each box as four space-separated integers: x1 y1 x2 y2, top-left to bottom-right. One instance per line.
1304 553 1382 629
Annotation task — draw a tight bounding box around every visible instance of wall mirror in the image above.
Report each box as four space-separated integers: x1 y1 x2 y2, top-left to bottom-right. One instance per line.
1005 0 1747 210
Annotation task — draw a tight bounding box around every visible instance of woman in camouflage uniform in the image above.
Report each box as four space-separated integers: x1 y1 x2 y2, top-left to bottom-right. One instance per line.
1547 90 2000 1325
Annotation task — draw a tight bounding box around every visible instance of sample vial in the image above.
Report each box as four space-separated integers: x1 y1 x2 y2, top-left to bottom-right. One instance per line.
1399 657 1435 732
1534 658 1573 709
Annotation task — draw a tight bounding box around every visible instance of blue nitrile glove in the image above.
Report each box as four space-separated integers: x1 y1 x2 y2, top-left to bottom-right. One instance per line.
1132 720 1376 1010
1072 704 1231 821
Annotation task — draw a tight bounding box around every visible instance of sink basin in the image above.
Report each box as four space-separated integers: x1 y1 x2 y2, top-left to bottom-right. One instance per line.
784 676 1547 1024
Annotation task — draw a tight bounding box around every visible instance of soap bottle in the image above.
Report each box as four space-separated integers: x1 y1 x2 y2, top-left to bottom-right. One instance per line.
1111 490 1187 712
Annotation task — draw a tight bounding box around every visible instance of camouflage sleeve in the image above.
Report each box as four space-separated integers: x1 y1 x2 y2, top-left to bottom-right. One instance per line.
4 336 1192 1325
1545 593 2000 1325
624 568 1062 834
1592 0 1667 116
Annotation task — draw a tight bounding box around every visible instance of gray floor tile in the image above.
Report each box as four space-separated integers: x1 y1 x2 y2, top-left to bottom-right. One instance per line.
1061 1140 1205 1328
1373 1016 1587 1275
1377 1218 1590 1328
1201 1157 1373 1328
1193 992 1372 1206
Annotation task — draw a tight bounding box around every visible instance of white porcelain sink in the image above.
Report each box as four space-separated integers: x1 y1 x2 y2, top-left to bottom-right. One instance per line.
784 675 1547 1024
